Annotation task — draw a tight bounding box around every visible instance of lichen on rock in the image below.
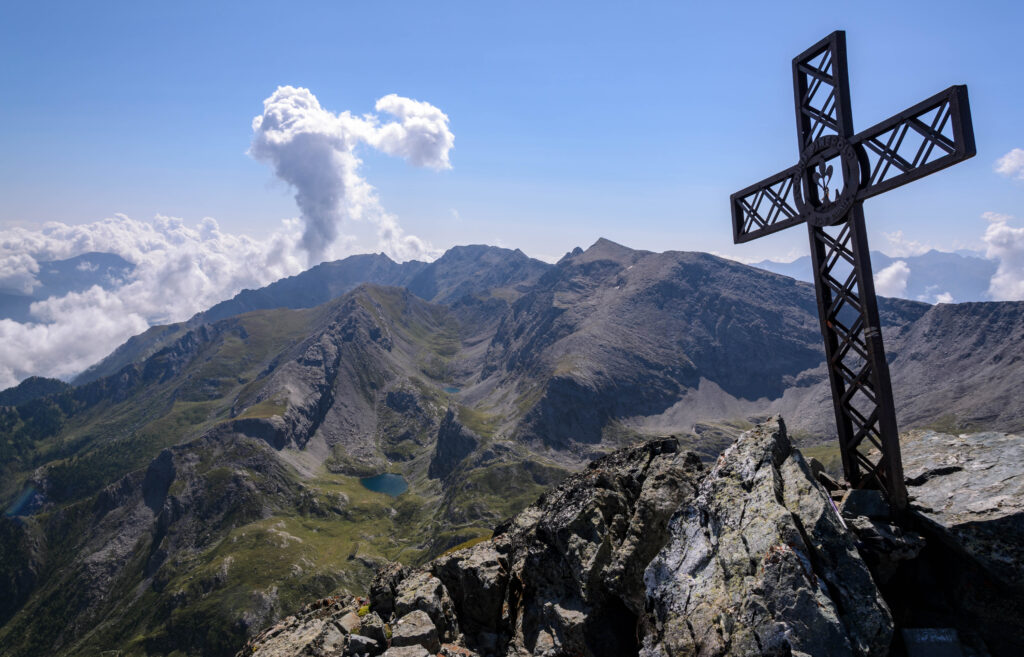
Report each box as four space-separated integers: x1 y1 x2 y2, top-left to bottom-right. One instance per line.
641 418 892 657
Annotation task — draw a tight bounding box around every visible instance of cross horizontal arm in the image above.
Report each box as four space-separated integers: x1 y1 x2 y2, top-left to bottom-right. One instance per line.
730 164 803 243
851 85 975 201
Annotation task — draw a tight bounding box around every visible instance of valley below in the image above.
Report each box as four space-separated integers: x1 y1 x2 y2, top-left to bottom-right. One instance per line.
2 239 1023 657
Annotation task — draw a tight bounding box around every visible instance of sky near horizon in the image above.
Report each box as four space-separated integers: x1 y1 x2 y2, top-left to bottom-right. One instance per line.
1 0 1023 387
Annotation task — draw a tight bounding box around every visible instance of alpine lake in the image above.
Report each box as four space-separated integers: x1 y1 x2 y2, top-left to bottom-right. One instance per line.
359 473 409 497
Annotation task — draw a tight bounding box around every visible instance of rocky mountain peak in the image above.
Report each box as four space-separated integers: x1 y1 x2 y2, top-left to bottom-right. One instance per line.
570 237 649 266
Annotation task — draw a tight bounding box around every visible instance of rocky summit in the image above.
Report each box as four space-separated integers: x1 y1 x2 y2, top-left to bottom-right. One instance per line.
244 418 1007 657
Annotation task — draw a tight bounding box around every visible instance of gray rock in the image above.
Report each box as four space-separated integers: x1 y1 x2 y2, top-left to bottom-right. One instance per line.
490 436 704 657
430 542 506 636
903 430 1024 589
393 571 459 641
846 516 926 584
345 633 380 656
439 645 482 657
841 488 891 520
390 609 440 653
241 595 356 657
900 429 1024 655
358 611 389 647
370 562 409 619
381 646 431 657
642 418 892 657
337 610 361 634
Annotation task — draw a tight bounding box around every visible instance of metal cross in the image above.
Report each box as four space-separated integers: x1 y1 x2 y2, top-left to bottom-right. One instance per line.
730 31 975 509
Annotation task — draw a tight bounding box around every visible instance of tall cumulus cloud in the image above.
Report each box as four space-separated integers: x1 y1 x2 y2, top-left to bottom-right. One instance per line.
249 86 454 263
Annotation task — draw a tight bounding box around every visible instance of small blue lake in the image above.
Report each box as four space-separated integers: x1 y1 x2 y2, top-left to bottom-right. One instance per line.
360 473 408 497
4 485 37 517
443 386 460 394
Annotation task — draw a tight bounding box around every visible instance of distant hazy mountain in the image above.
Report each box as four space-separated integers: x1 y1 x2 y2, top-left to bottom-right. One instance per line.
751 249 997 303
0 252 134 322
2 239 1023 657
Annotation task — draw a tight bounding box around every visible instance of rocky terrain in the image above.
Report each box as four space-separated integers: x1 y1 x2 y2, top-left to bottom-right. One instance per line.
238 420 1023 656
2 239 1023 656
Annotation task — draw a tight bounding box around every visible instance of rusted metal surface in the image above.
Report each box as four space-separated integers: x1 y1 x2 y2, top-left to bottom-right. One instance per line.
730 31 976 508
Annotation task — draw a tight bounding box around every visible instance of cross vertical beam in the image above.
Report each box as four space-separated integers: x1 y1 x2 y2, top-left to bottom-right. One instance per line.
730 31 975 509
807 212 905 507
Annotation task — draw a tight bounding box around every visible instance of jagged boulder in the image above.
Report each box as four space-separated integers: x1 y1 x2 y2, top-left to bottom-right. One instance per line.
369 562 409 619
903 430 1024 588
898 429 1024 656
393 571 459 642
390 609 440 653
238 595 359 657
436 436 705 656
430 542 505 638
642 419 892 657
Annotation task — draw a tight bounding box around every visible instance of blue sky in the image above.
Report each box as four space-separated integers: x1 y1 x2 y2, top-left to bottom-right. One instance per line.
2 0 1021 262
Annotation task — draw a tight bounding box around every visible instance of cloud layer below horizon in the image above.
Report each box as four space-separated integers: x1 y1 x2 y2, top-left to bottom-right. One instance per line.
0 214 311 388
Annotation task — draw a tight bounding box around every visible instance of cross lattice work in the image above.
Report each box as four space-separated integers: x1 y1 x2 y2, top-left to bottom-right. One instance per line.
730 32 975 508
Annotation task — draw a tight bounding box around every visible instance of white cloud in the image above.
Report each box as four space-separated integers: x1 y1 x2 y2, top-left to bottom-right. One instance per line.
370 94 455 170
250 86 453 263
874 260 910 297
983 211 1012 223
983 213 1024 301
0 253 41 294
916 284 955 305
881 230 932 257
0 289 150 386
0 214 312 389
995 148 1024 181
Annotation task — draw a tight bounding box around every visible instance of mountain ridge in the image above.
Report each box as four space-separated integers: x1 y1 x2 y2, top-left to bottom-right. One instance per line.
2 238 1023 657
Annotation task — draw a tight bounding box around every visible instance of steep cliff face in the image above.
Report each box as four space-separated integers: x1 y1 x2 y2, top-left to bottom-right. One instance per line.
429 409 480 480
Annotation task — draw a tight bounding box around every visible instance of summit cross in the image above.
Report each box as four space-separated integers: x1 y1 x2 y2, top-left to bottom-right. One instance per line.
730 31 975 509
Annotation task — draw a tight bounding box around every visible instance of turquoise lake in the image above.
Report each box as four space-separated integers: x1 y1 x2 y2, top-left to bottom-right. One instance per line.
359 473 408 497
443 386 460 394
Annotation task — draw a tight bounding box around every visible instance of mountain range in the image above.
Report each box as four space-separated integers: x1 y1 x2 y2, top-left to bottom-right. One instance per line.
751 249 997 303
1 239 1022 657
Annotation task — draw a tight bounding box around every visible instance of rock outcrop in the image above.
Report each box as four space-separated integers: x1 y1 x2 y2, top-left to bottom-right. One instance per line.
893 429 1024 656
902 430 1024 589
429 409 480 479
642 420 891 657
241 419 896 657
